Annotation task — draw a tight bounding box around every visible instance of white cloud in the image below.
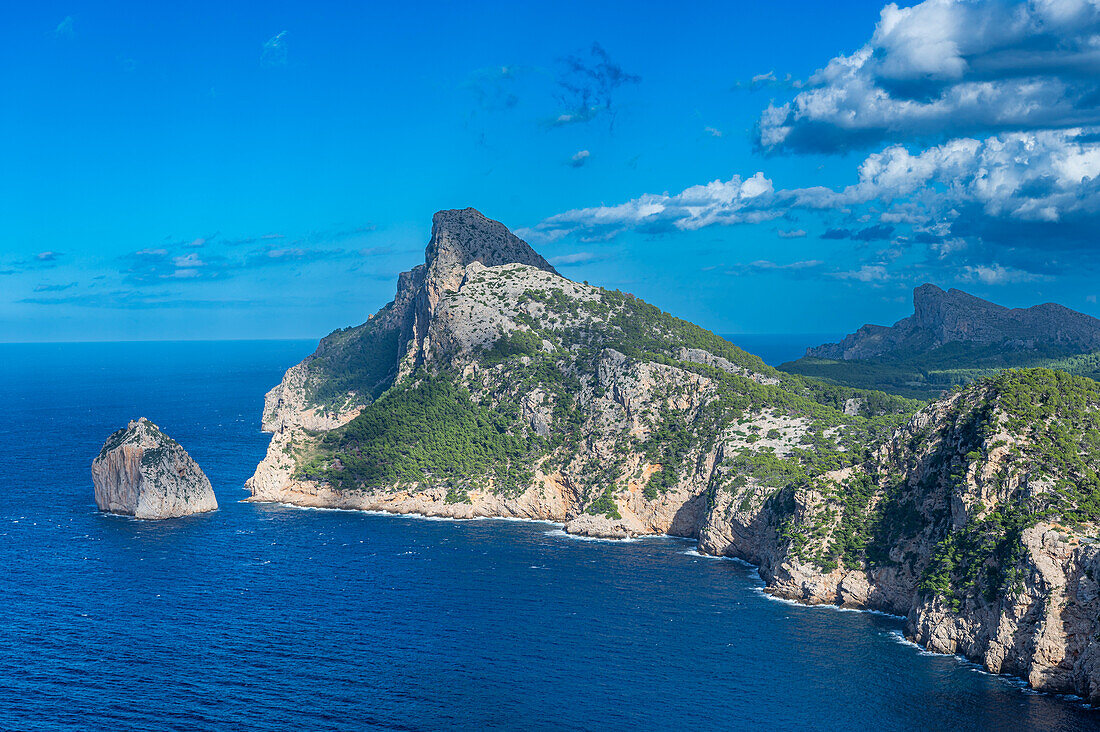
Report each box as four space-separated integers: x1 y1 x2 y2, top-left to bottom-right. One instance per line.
569 150 590 168
525 129 1100 247
758 0 1100 153
262 31 289 67
959 263 1048 284
522 172 779 242
777 228 807 239
829 264 890 282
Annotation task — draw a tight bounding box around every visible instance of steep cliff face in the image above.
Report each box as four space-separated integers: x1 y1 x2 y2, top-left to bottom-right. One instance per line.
248 209 910 538
808 284 1100 360
699 369 1100 703
92 418 217 519
247 208 1100 704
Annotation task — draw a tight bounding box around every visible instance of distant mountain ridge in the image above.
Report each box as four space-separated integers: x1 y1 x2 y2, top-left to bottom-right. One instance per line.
809 284 1100 361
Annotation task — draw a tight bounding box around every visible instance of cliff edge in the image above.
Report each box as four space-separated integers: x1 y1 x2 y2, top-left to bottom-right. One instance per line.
92 418 217 519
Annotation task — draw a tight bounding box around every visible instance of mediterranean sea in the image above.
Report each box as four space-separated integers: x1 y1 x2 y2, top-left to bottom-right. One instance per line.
2 340 1097 730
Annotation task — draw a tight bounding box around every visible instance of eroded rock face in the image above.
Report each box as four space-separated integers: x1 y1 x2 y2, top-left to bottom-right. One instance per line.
92 418 217 519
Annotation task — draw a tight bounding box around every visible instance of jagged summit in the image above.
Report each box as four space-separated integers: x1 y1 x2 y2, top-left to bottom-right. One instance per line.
256 208 566 430
808 283 1100 360
426 208 558 288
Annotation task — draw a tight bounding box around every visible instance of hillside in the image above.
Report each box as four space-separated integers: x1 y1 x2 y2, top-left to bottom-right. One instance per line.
247 209 1100 704
781 285 1100 397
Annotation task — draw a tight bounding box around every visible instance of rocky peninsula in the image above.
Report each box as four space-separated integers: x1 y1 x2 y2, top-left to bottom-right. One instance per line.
247 208 1100 704
93 418 217 519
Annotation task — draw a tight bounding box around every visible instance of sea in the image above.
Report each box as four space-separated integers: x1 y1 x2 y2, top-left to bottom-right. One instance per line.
1 338 1097 731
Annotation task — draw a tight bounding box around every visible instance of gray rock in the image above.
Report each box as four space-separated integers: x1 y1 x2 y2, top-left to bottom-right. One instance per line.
92 418 217 519
808 283 1100 360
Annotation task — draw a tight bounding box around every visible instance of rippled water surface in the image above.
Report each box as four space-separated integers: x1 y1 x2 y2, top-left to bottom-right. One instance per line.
2 341 1097 731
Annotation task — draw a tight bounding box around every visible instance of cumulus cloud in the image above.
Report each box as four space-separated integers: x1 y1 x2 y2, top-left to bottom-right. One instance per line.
959 263 1049 284
777 228 807 238
520 172 779 242
813 129 1100 245
569 150 591 168
757 0 1100 153
523 126 1100 279
552 43 640 127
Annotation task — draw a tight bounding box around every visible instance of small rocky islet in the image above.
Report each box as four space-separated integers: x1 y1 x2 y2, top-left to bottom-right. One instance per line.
92 417 217 519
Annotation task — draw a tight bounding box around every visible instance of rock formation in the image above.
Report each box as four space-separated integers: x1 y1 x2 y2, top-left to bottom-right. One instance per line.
92 418 217 519
808 283 1100 360
246 208 1100 704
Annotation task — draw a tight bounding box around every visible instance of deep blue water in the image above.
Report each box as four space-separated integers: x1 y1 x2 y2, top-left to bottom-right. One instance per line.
1 340 1098 731
720 333 840 366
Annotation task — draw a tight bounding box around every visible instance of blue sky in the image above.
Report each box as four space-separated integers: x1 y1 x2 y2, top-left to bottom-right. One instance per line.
3 0 1100 342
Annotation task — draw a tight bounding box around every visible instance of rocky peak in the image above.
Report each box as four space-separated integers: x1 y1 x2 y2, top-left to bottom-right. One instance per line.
426 208 557 285
402 208 559 376
809 283 1100 360
92 418 217 519
911 284 1006 326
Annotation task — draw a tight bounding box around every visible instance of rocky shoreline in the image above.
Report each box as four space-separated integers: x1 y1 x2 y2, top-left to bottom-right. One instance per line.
244 209 1100 706
249 483 1097 709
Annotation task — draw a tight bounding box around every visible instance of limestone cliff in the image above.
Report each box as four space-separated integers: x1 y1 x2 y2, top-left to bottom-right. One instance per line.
246 208 1100 705
247 210 887 541
92 418 217 519
697 369 1100 703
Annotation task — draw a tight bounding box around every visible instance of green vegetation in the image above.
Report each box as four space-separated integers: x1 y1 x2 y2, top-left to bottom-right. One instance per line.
774 368 1100 610
481 329 543 365
586 489 622 520
306 315 402 412
989 369 1100 524
296 375 536 496
780 341 1100 399
919 505 1033 610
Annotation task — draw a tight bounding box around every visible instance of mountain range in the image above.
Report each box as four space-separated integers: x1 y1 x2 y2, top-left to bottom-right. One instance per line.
783 285 1100 398
246 208 1100 705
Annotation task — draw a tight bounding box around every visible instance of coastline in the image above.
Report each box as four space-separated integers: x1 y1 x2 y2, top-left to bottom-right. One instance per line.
250 492 1095 710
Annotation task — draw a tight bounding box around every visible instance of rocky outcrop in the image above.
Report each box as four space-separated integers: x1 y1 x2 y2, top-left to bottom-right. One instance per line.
696 371 1100 704
246 208 1100 705
92 418 217 519
808 283 1100 360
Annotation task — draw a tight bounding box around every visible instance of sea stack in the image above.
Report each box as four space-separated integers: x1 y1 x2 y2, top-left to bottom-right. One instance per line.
92 418 217 519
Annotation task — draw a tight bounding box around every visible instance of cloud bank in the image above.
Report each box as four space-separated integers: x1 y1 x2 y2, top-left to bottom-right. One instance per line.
756 0 1100 153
